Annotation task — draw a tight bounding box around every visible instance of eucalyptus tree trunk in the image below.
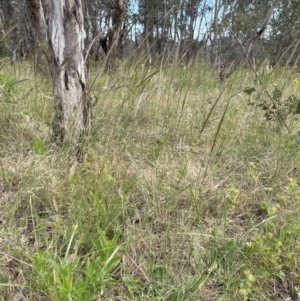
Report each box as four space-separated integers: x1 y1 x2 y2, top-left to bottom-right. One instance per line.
161 0 167 54
173 7 178 49
25 0 48 71
187 0 198 61
106 0 125 72
212 0 220 69
48 0 91 146
143 8 150 56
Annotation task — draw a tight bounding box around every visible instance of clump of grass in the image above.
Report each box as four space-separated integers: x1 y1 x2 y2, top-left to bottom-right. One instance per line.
1 56 300 301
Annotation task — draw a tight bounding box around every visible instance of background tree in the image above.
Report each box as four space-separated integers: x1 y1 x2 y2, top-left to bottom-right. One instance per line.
266 0 300 66
25 0 48 71
5 0 299 74
212 0 220 69
105 0 125 71
0 0 34 60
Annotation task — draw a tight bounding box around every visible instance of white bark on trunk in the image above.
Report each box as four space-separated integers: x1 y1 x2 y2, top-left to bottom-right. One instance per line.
48 0 90 146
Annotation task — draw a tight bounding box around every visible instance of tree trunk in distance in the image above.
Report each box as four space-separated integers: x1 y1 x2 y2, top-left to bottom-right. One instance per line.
213 0 220 70
25 0 48 72
143 8 150 57
48 0 91 148
106 0 125 72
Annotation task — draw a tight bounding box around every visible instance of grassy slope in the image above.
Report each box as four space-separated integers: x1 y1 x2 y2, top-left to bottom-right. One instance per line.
1 59 300 300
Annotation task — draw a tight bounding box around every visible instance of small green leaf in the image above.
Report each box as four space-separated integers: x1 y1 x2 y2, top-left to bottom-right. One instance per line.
260 201 268 210
105 255 121 274
156 139 163 146
265 113 272 120
103 279 118 285
243 87 256 95
33 139 45 155
272 87 282 100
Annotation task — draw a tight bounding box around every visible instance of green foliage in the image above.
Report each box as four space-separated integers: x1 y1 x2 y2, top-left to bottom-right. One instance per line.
32 139 46 155
123 262 215 301
30 228 121 301
0 71 16 102
244 85 300 124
